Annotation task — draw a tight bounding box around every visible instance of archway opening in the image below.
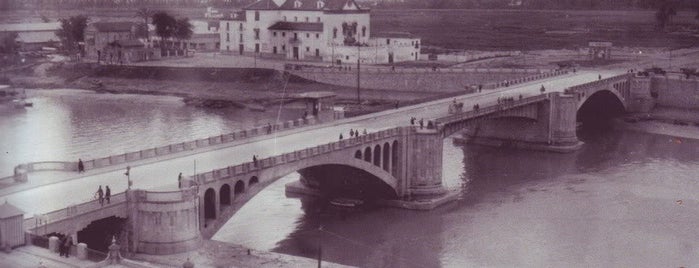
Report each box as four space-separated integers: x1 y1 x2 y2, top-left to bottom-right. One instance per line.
234 180 245 195
249 176 259 186
391 140 399 176
382 142 390 171
299 164 397 202
204 188 216 219
220 184 231 207
354 150 362 159
577 90 625 132
373 145 381 167
363 147 371 162
77 216 127 253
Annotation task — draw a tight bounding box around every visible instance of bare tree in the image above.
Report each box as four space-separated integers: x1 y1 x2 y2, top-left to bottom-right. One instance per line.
135 8 155 40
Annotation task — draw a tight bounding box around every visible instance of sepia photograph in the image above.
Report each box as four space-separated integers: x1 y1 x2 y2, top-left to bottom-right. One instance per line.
0 0 698 267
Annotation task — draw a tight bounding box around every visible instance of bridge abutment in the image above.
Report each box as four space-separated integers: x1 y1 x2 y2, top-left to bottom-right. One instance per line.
404 128 447 196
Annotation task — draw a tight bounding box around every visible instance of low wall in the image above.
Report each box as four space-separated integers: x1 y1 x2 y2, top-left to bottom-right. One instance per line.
6 116 319 184
91 65 278 83
289 67 550 92
652 76 699 109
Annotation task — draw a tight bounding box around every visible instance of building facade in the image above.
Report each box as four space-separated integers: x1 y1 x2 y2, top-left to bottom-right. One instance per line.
84 22 156 64
219 0 420 64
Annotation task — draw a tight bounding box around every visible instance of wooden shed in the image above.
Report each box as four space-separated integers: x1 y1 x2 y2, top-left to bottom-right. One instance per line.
0 201 25 249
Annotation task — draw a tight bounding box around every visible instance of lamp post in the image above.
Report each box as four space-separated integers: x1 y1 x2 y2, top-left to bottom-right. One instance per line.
124 166 131 189
356 43 360 104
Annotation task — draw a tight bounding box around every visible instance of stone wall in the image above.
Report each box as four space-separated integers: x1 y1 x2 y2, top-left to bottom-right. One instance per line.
652 76 699 109
289 68 544 92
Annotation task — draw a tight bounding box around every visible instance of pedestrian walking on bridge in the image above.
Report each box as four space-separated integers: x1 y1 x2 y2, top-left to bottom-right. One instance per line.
77 159 84 173
105 186 111 204
178 172 183 188
96 186 104 207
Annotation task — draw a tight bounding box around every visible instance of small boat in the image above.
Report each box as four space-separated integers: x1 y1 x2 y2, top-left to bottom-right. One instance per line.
329 197 364 208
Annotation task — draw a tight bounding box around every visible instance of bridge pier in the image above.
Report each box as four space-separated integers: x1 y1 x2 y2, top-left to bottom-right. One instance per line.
459 93 583 153
404 128 447 196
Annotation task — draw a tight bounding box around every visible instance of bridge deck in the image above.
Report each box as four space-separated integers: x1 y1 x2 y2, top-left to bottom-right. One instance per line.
1 70 622 217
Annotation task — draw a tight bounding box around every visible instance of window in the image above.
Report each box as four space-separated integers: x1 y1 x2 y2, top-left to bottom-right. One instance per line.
273 46 277 54
316 33 320 39
294 0 302 8
226 22 230 31
306 33 310 38
283 16 287 21
282 32 286 37
294 16 298 22
255 43 259 53
254 28 260 40
362 26 366 37
333 28 337 38
239 34 243 42
294 32 298 39
317 1 324 9
226 33 230 42
315 48 320 57
239 24 243 31
386 39 390 45
273 31 277 37
305 17 309 22
317 17 321 22
282 45 286 51
254 11 260 21
227 45 229 51
306 47 310 52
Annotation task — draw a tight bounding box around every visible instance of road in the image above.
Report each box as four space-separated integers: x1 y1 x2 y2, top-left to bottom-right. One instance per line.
1 69 622 217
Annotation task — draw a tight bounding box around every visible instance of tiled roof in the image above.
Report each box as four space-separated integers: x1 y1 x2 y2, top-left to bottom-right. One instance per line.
0 202 24 219
0 22 60 32
90 22 136 33
245 0 280 10
268 21 323 32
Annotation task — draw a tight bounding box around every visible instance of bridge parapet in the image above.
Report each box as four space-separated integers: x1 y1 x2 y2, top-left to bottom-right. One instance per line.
191 127 411 186
24 192 127 232
485 69 569 89
435 93 550 129
564 73 632 96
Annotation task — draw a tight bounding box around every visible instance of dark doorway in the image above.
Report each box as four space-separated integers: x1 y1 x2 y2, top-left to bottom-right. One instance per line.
77 216 127 253
239 44 244 55
388 52 394 64
293 47 299 59
204 188 216 219
220 184 231 207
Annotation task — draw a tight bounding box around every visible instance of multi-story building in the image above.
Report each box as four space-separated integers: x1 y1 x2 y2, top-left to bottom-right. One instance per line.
219 0 420 64
84 22 156 64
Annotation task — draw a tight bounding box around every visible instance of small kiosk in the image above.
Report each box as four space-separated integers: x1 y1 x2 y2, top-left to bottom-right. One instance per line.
0 201 25 250
293 91 344 122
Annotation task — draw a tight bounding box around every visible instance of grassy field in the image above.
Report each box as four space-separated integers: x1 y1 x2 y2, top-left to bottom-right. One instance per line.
370 9 699 51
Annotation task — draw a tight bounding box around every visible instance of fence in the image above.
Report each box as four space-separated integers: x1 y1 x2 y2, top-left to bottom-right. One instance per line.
435 93 550 126
24 192 127 231
290 65 551 75
6 116 319 185
484 69 570 90
190 126 409 186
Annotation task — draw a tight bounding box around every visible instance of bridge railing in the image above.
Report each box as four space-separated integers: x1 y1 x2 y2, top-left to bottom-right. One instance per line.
564 73 632 95
23 192 127 232
484 69 569 90
5 116 320 186
191 126 409 185
288 65 552 75
435 93 550 126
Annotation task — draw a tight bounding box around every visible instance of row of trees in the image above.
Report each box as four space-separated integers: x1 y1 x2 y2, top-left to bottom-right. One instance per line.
0 0 257 10
371 0 699 10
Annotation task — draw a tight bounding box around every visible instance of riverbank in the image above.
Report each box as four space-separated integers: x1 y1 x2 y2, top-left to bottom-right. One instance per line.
132 239 352 268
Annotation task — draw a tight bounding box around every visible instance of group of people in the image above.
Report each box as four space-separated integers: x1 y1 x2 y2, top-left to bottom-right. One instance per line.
497 96 517 104
58 235 74 258
410 117 425 129
95 185 111 206
341 128 368 140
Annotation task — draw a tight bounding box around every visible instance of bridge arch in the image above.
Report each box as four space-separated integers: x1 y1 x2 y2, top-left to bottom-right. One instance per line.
373 145 381 167
354 150 362 159
364 147 371 162
295 157 399 197
249 176 259 186
204 188 216 219
220 184 231 207
234 180 245 196
391 140 399 176
577 89 626 126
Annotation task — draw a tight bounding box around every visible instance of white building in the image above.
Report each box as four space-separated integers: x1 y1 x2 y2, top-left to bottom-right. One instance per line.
219 0 420 64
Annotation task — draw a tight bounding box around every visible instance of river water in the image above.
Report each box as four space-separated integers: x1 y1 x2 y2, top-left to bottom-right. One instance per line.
3 90 698 267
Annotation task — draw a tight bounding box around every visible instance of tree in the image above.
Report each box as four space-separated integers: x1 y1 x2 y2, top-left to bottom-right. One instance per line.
655 1 677 30
174 18 193 46
151 11 177 53
56 15 88 53
135 8 155 39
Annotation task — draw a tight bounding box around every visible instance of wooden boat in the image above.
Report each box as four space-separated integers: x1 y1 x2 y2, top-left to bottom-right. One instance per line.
329 197 364 208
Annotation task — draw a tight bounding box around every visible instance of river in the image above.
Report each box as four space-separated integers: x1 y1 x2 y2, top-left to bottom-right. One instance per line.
3 90 698 267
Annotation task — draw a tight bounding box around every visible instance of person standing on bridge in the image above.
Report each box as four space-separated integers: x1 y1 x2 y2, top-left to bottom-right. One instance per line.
105 186 111 204
339 133 343 140
349 129 354 138
96 186 104 207
77 159 84 173
598 74 602 80
267 123 273 134
419 119 424 129
64 235 73 257
253 155 258 167
178 172 183 188
58 236 67 257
